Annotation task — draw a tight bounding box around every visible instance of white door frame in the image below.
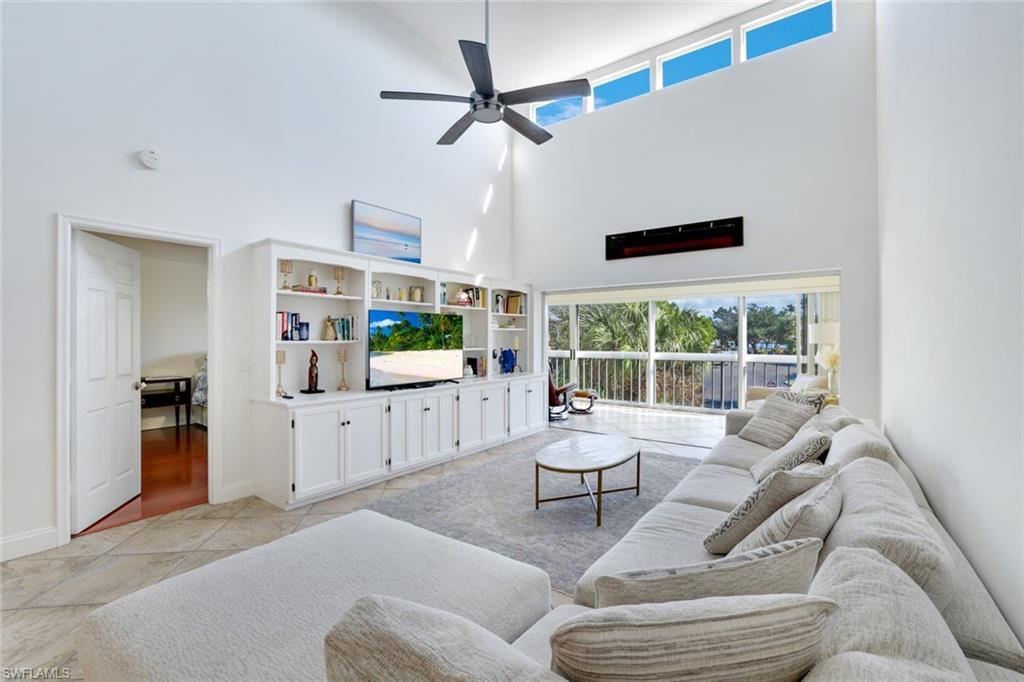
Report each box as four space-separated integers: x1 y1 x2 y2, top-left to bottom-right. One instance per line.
56 214 223 546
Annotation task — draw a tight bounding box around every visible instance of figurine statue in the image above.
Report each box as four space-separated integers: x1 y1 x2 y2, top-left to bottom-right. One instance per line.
300 350 325 394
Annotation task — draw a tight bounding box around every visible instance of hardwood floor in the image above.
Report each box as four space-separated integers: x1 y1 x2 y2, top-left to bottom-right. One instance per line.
77 425 208 536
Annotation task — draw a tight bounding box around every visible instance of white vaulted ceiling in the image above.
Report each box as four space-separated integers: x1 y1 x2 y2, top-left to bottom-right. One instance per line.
373 1 771 91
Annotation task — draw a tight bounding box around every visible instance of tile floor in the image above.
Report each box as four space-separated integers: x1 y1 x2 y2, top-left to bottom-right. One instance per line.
0 427 699 679
551 403 725 453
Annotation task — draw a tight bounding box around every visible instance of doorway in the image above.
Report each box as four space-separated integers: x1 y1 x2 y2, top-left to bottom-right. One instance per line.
56 216 222 545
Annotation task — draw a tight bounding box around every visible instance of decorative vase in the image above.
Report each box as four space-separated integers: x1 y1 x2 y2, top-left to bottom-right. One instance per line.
371 280 382 299
827 368 837 396
307 269 318 289
410 286 424 303
322 316 338 341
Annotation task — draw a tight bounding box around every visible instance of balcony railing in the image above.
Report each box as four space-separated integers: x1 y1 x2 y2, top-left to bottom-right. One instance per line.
548 350 799 412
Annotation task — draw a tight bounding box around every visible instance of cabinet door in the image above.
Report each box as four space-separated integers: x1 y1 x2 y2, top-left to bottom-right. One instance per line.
293 408 344 500
508 380 528 436
458 386 484 450
527 377 547 428
425 390 457 459
344 399 388 484
483 384 507 443
389 396 424 472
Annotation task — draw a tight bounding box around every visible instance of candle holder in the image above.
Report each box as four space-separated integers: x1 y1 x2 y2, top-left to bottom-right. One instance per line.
333 266 345 295
279 260 294 290
275 350 293 399
337 349 349 391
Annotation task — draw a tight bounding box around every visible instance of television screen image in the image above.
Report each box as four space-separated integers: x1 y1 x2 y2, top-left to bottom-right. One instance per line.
368 310 463 389
352 200 422 264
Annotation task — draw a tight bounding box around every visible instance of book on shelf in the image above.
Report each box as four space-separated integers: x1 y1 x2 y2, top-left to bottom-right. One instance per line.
290 285 329 295
493 293 523 315
333 314 359 341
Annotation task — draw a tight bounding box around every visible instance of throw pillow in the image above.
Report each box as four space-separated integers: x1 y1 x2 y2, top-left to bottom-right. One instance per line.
822 423 900 470
738 394 819 449
805 547 974 681
550 593 837 682
703 466 835 554
797 405 861 437
750 430 832 482
822 458 956 609
594 538 822 607
791 373 827 393
729 478 842 554
324 595 559 682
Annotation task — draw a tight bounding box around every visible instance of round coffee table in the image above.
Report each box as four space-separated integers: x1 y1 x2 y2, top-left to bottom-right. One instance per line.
534 434 640 527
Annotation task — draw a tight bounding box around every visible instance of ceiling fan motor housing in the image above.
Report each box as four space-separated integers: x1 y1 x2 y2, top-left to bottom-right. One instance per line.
471 92 503 123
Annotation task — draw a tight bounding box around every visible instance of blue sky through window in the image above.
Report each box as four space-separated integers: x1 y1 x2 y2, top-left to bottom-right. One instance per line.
594 67 650 110
534 96 584 127
745 1 833 60
662 38 732 88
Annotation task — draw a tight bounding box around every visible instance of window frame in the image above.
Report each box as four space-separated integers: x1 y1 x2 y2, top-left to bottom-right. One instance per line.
740 0 835 63
656 31 733 90
590 62 653 112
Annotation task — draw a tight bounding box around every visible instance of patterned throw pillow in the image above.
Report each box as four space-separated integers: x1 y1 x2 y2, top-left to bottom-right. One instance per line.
704 466 836 554
738 394 819 449
750 431 833 483
594 538 823 607
797 406 861 437
773 389 827 412
550 593 837 682
729 479 842 555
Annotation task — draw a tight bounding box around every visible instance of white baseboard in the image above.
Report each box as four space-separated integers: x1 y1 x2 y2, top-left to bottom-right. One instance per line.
216 479 255 504
1 525 59 561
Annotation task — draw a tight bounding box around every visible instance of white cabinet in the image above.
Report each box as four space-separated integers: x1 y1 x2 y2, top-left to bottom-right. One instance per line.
344 399 388 484
293 407 344 499
482 384 507 443
508 380 528 437
458 386 485 450
389 395 425 473
424 390 457 459
527 377 546 428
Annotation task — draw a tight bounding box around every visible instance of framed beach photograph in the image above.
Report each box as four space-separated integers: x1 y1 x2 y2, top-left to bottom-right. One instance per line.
351 200 422 264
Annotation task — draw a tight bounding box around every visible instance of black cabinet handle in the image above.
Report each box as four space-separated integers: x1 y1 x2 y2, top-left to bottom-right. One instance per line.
424 407 431 412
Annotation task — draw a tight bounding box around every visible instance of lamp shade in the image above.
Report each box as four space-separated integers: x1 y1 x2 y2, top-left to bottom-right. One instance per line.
808 321 839 346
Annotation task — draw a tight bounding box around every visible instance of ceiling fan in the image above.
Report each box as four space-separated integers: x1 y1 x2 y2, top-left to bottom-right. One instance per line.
380 0 591 146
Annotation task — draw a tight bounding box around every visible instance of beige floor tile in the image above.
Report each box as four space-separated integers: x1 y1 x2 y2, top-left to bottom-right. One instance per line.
308 489 381 515
0 605 95 676
0 557 94 610
551 589 575 608
27 553 186 608
161 550 241 580
108 519 229 555
233 497 309 518
293 514 344 531
384 470 441 489
27 519 155 560
198 517 300 551
154 496 252 523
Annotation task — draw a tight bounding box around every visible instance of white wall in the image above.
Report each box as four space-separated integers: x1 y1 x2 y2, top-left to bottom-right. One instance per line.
1 1 513 557
512 0 880 419
103 236 208 430
876 0 1023 639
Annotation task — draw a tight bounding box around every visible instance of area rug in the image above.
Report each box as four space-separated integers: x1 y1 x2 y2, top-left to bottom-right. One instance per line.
366 441 700 594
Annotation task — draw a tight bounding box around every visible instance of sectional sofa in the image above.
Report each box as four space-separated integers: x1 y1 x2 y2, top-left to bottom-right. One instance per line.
79 406 1024 681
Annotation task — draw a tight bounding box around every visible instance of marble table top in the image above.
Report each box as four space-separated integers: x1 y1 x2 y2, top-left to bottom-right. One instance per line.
535 434 639 473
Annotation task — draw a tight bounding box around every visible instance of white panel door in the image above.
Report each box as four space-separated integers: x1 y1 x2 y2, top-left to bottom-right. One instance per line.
424 390 457 459
345 399 388 483
483 384 507 443
293 408 344 500
389 396 424 472
458 386 484 451
72 231 142 533
527 377 547 428
508 380 528 437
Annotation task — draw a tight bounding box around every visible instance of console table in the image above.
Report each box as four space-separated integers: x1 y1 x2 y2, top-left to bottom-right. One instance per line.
141 376 192 427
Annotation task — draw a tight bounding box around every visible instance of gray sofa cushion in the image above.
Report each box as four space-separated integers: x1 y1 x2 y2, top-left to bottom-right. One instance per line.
730 478 842 554
969 658 1024 681
79 511 551 681
551 594 836 681
738 394 819 449
575 502 724 607
806 547 974 681
325 595 560 681
703 434 772 470
922 509 1024 672
797 405 860 436
725 409 757 436
513 605 592 669
750 431 832 483
823 458 955 609
703 466 835 554
823 423 900 470
593 538 822 607
662 463 757 512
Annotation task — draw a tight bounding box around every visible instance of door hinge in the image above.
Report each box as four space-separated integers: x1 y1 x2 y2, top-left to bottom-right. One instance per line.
291 483 296 492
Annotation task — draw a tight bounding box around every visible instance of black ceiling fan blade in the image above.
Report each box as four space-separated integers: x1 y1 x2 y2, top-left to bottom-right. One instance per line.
502 107 553 145
458 40 494 97
437 111 476 145
499 79 592 106
381 91 473 104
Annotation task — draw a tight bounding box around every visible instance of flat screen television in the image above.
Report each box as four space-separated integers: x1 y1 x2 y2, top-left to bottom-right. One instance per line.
367 310 464 390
